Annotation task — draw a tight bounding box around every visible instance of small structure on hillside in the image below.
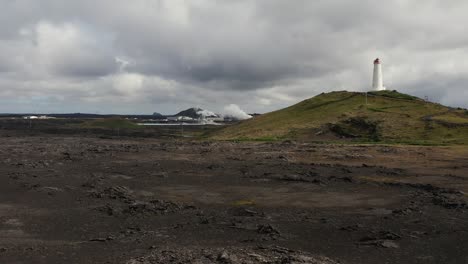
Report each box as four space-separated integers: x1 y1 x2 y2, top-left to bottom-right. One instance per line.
372 58 386 91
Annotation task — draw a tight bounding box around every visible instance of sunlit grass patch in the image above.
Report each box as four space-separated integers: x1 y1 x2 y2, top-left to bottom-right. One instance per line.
432 114 468 125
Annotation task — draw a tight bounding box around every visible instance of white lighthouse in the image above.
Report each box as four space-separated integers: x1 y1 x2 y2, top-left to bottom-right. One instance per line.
372 58 385 91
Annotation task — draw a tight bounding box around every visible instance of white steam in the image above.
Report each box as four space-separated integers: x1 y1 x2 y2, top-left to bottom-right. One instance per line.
223 104 252 120
196 109 218 118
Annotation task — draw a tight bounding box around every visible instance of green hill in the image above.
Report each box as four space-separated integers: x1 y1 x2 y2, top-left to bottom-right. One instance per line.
211 90 468 144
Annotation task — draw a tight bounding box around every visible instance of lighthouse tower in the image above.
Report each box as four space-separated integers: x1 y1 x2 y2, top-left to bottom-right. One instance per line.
372 58 385 91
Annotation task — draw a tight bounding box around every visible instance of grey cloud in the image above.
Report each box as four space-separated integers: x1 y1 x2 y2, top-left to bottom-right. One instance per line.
402 76 468 108
0 0 467 114
51 53 117 78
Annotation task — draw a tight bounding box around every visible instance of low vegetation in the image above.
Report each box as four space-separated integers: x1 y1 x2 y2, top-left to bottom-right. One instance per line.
79 118 140 129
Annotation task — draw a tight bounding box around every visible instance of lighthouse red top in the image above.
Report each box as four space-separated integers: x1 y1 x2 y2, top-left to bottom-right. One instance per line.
374 58 380 64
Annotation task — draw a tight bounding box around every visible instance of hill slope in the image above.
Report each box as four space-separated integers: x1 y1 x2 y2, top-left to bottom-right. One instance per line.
211 90 468 144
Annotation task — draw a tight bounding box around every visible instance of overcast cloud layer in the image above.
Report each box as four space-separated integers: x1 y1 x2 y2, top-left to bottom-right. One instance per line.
0 0 467 114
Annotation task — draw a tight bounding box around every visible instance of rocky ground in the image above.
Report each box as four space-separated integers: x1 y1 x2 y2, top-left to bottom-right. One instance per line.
0 129 467 263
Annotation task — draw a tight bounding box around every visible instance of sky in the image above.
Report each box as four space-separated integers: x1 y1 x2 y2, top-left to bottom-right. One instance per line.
1 0 467 114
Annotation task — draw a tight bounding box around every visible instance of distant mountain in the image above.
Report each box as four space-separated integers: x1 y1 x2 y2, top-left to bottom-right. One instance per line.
175 108 219 119
152 112 164 118
211 90 468 144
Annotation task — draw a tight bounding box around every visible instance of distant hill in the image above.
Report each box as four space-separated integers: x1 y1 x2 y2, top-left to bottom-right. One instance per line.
211 90 468 144
152 112 164 118
175 107 218 119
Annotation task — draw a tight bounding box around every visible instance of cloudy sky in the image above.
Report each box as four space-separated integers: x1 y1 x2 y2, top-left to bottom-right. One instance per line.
1 0 467 114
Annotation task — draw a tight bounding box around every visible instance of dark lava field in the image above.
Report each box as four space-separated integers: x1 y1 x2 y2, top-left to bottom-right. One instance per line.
0 126 467 263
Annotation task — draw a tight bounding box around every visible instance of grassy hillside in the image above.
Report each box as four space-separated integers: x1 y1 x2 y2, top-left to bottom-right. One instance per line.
211 90 468 144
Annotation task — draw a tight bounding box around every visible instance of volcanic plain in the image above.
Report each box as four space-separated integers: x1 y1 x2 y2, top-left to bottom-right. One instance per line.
0 124 467 264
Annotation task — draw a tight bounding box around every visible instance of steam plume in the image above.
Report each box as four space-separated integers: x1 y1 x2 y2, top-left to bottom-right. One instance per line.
223 104 252 120
196 109 217 118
